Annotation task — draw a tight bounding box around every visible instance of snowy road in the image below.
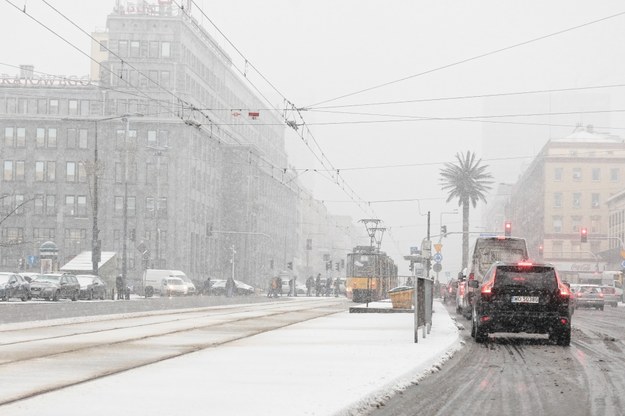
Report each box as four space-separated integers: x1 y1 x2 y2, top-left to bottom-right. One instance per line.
369 303 625 416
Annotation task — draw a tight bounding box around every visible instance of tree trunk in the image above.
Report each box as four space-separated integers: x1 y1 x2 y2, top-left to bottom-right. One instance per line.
462 199 470 269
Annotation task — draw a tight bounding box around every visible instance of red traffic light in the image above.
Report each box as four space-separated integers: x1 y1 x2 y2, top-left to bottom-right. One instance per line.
504 221 512 237
581 227 588 243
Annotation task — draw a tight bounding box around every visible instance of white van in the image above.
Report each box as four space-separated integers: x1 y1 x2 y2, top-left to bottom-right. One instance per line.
142 269 189 297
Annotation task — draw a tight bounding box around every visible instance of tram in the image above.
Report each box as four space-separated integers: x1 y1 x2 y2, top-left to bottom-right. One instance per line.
345 246 398 302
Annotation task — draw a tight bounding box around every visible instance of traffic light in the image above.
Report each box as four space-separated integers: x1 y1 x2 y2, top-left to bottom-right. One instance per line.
504 221 512 237
409 261 414 272
18 258 24 270
326 260 332 271
538 245 543 257
440 225 447 238
287 262 293 270
335 262 339 271
581 227 588 243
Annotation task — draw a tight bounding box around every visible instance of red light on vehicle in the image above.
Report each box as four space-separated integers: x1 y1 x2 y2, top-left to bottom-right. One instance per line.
558 282 571 297
560 318 569 325
598 292 604 298
469 273 475 281
480 316 491 323
517 261 533 267
481 280 494 294
496 235 506 240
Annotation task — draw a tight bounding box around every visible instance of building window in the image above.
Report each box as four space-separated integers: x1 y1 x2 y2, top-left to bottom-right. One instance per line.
571 215 582 232
33 227 55 240
161 71 170 88
16 128 25 148
4 127 14 147
114 196 123 216
118 40 128 57
591 193 600 209
36 128 45 147
35 161 56 182
161 41 170 58
48 128 57 147
147 130 157 147
553 216 563 233
80 100 90 116
610 168 620 182
49 99 59 115
68 100 78 115
591 216 601 233
592 168 600 181
128 196 136 217
65 195 76 216
46 195 56 215
572 193 581 208
34 195 44 215
554 192 562 208
572 168 582 181
3 161 25 181
130 40 140 58
17 98 28 114
554 167 563 181
78 129 88 149
66 162 76 182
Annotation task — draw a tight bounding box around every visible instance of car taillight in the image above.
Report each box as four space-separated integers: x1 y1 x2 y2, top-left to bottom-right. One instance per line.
558 282 571 297
481 280 494 294
469 273 475 281
599 293 604 298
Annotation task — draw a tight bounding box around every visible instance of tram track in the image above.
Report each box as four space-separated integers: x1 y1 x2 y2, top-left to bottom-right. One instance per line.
0 298 348 407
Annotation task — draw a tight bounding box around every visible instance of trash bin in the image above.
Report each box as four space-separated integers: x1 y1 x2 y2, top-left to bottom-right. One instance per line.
388 286 414 309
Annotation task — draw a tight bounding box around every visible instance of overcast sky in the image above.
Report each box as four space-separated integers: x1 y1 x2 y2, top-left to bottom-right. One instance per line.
2 0 625 275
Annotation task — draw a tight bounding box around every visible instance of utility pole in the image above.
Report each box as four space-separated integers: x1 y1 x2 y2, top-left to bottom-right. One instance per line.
91 121 100 275
121 117 129 294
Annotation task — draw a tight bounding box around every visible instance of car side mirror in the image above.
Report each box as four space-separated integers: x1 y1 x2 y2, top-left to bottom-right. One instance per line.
468 280 479 289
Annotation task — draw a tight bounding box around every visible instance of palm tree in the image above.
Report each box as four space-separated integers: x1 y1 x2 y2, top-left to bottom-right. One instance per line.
439 151 493 269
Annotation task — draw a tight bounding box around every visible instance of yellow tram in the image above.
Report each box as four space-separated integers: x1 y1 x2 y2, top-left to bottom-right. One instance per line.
345 246 398 302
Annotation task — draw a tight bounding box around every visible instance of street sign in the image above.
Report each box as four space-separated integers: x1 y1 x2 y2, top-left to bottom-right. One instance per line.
27 255 38 266
433 263 442 273
410 246 420 255
432 253 443 263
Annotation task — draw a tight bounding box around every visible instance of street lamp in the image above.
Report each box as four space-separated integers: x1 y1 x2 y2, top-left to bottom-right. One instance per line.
147 144 168 268
63 113 143 275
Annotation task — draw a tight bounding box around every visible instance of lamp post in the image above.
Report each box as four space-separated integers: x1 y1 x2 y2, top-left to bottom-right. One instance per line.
147 145 168 268
62 113 143 276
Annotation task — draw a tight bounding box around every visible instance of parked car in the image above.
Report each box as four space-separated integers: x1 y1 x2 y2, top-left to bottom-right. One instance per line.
599 285 619 307
572 284 604 310
30 273 80 301
179 275 197 296
470 261 572 346
18 272 41 283
0 272 31 301
160 277 188 296
76 275 108 300
444 280 458 304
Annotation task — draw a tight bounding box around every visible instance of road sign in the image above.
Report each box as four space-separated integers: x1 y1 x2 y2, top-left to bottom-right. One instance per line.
27 255 38 266
432 263 442 273
434 243 442 253
410 246 420 254
432 253 443 263
621 260 625 268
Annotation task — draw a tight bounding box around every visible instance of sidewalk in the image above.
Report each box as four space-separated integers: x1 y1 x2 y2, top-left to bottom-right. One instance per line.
3 299 461 416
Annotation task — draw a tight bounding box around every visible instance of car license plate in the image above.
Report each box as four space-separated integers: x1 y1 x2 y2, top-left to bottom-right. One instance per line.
511 296 539 303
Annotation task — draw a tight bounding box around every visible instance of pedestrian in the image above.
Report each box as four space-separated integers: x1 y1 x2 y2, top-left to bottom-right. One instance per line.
203 276 212 296
325 276 332 297
225 276 235 297
334 277 341 297
292 276 298 297
306 275 314 296
288 278 293 297
276 276 283 297
315 273 322 297
115 274 124 300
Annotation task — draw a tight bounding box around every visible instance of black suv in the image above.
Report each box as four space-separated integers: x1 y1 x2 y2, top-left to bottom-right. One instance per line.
469 261 571 346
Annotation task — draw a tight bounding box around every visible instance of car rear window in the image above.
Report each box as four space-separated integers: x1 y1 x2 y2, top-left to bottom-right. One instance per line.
494 266 557 291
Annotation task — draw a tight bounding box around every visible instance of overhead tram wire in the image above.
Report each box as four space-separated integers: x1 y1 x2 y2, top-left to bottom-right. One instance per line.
305 10 625 109
178 0 390 224
5 3 325 214
307 82 625 111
